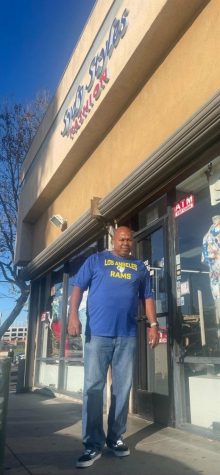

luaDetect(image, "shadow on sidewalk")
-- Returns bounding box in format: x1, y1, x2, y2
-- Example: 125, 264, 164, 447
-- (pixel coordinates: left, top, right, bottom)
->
125, 420, 163, 447
6, 392, 82, 439
4, 393, 212, 475
5, 433, 203, 475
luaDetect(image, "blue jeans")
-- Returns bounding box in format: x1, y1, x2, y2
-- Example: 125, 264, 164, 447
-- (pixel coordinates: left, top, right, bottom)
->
82, 336, 136, 450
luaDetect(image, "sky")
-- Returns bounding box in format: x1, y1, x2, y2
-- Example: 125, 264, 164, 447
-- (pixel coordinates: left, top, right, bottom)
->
0, 0, 97, 102
0, 0, 97, 326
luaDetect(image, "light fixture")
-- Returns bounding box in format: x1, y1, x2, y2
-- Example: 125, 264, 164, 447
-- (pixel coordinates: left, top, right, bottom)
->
49, 214, 67, 231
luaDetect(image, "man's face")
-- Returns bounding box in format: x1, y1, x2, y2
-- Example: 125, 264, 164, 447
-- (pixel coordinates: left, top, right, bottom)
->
112, 227, 133, 258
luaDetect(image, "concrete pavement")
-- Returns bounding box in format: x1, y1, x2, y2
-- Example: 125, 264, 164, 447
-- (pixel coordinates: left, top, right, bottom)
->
4, 391, 220, 475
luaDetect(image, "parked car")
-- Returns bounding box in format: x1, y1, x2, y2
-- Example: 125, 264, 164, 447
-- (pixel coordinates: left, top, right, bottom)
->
15, 353, 25, 364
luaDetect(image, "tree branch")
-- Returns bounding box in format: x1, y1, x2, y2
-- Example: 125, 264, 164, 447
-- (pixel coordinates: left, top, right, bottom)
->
0, 93, 49, 335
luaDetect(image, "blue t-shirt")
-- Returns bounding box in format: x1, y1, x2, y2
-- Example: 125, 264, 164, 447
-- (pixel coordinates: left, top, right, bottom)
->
71, 250, 153, 337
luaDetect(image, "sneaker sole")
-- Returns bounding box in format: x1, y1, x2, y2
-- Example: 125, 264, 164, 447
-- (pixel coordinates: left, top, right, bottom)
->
108, 448, 130, 457
76, 453, 102, 468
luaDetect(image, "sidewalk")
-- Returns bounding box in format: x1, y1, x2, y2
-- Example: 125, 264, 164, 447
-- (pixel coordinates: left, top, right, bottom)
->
4, 391, 220, 475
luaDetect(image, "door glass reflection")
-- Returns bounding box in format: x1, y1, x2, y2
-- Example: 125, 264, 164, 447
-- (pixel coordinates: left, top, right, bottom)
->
139, 227, 169, 395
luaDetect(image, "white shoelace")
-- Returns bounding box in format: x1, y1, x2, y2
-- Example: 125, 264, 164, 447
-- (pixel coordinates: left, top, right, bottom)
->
84, 449, 94, 455
115, 439, 123, 446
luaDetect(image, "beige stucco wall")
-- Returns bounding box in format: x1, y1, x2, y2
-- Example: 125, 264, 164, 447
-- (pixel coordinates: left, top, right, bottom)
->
19, 0, 169, 222
31, 0, 219, 258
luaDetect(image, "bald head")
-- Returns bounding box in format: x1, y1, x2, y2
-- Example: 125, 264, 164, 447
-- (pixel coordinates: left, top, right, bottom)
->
112, 226, 134, 258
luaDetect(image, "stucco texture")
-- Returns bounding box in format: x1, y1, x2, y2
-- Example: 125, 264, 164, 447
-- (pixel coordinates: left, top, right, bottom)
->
32, 0, 219, 257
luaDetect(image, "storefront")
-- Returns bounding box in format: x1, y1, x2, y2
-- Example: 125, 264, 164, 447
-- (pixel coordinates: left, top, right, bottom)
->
16, 0, 220, 439
133, 157, 220, 434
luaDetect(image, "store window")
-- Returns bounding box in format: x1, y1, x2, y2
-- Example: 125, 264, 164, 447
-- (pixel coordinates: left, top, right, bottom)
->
175, 156, 220, 431
49, 277, 65, 357
37, 266, 64, 390
138, 195, 167, 229
35, 241, 101, 397
176, 158, 220, 358
63, 245, 97, 396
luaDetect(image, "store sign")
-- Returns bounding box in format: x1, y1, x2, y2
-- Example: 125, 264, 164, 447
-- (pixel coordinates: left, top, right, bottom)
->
173, 194, 195, 218
61, 8, 129, 140
181, 280, 190, 295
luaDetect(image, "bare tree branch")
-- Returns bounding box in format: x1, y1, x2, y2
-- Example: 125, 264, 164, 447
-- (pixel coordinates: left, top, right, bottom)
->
0, 261, 15, 284
0, 92, 49, 335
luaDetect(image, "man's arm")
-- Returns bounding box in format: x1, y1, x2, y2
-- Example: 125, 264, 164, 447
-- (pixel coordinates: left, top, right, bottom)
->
145, 298, 159, 348
68, 286, 83, 337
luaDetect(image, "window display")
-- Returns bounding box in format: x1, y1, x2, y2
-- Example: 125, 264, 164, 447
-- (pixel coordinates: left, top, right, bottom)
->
37, 268, 64, 390
176, 158, 220, 358
202, 215, 220, 300
63, 246, 97, 395
49, 281, 70, 357
35, 244, 98, 396
175, 157, 220, 431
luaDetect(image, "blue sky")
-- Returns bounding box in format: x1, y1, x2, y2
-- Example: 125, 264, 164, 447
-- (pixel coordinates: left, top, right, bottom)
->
0, 0, 96, 102
0, 0, 96, 325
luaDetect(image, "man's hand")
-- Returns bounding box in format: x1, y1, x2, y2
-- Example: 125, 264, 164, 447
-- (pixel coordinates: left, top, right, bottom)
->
145, 298, 159, 348
68, 316, 81, 337
68, 286, 83, 337
148, 326, 160, 348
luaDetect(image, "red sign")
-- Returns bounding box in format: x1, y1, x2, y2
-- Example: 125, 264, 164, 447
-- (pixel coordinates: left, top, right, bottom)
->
173, 194, 195, 218
147, 328, 167, 344
61, 8, 129, 140
159, 330, 167, 344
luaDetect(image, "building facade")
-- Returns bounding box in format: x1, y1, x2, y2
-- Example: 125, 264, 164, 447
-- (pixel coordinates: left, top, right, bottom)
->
2, 327, 27, 344
16, 0, 220, 438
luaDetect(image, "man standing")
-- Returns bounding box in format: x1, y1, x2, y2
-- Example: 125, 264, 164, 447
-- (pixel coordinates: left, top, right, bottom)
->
68, 226, 159, 468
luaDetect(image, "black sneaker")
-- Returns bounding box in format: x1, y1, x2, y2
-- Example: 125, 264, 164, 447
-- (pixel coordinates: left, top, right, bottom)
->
76, 449, 102, 468
106, 438, 130, 457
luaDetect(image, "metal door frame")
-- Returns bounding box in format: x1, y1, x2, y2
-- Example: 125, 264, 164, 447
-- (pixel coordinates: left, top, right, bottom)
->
133, 216, 174, 425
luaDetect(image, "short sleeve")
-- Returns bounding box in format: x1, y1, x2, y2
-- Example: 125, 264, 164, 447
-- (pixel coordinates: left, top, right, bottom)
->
69, 254, 96, 290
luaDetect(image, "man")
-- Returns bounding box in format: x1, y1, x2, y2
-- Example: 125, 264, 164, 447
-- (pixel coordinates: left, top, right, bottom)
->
68, 226, 159, 468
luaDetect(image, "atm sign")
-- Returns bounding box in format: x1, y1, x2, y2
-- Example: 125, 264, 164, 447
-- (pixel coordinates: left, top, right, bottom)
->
173, 194, 195, 218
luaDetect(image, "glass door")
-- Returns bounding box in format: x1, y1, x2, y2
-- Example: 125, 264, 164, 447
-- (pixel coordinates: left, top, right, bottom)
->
134, 221, 170, 424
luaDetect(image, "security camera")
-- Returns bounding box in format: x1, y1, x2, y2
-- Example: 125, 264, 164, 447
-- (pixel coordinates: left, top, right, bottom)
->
49, 214, 67, 231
